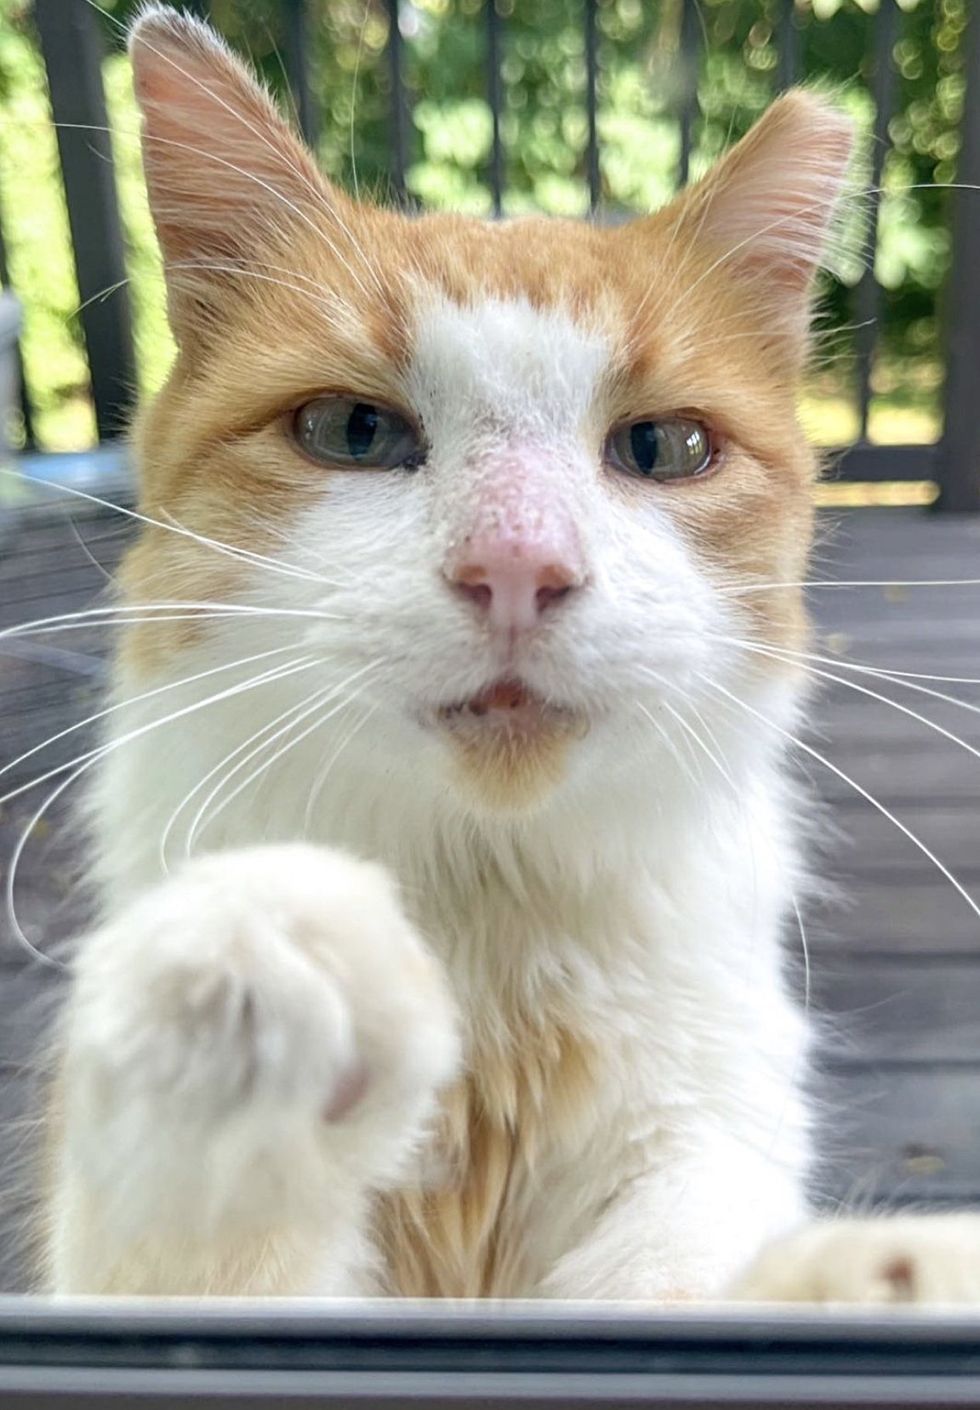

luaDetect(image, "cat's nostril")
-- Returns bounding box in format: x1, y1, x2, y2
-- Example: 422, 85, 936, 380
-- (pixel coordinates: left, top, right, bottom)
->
536, 582, 573, 613
447, 552, 582, 635
534, 562, 577, 614
446, 525, 586, 635
454, 578, 493, 612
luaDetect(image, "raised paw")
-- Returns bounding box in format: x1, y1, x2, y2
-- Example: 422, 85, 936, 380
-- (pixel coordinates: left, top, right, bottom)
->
61, 845, 459, 1239
728, 1215, 980, 1305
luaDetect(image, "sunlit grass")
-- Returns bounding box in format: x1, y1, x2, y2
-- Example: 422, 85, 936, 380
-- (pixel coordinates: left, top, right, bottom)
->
815, 480, 938, 507
801, 393, 941, 448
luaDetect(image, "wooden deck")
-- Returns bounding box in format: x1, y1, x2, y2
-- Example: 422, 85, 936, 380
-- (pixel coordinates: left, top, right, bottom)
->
2, 500, 980, 1290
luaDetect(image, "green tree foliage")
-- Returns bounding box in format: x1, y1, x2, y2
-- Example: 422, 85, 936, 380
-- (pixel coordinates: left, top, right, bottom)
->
0, 0, 969, 448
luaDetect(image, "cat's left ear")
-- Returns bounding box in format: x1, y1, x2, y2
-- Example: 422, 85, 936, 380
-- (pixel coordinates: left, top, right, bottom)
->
658, 91, 854, 349
129, 6, 354, 337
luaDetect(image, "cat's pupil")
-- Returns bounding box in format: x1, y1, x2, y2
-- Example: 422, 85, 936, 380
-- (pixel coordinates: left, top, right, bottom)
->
630, 422, 658, 474
346, 403, 379, 458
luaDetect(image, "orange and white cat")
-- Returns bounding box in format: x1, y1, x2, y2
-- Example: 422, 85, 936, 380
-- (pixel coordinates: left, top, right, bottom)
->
40, 5, 980, 1301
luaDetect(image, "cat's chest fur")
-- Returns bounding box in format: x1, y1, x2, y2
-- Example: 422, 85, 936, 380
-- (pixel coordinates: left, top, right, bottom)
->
376, 1016, 600, 1297
368, 884, 613, 1296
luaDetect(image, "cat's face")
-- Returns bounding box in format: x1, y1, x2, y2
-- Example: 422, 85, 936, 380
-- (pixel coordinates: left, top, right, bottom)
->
122, 10, 852, 819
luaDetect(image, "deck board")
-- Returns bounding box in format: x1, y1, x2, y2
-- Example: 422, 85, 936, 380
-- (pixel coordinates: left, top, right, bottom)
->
2, 500, 980, 1288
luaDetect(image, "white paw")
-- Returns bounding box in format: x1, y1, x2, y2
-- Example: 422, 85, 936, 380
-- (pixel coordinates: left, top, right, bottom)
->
729, 1215, 980, 1305
62, 845, 459, 1235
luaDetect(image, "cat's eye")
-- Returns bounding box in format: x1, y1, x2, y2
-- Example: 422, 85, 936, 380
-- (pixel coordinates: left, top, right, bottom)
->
607, 417, 713, 483
292, 397, 422, 470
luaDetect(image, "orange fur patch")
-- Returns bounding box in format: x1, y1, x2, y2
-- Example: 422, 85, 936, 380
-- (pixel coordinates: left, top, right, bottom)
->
445, 717, 587, 813
377, 1018, 598, 1297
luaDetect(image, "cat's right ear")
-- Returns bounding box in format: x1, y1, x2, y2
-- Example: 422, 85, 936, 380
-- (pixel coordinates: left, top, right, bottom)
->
649, 90, 854, 358
128, 5, 350, 338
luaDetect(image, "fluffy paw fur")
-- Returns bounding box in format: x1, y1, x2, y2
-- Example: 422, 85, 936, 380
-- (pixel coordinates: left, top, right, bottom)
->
52, 845, 458, 1292
729, 1216, 980, 1304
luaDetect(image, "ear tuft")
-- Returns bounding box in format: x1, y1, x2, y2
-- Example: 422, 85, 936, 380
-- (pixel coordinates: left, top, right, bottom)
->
129, 4, 222, 58
128, 3, 342, 334
667, 89, 855, 342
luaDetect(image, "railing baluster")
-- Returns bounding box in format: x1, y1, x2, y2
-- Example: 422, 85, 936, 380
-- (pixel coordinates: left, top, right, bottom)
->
677, 0, 700, 187
282, 0, 318, 146
937, 0, 980, 509
776, 0, 801, 92
385, 0, 408, 202
0, 207, 35, 449
34, 0, 135, 443
855, 0, 899, 444
584, 0, 600, 213
486, 0, 504, 216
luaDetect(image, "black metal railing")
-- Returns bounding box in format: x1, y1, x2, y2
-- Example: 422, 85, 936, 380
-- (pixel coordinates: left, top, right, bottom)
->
12, 0, 980, 508
33, 0, 136, 446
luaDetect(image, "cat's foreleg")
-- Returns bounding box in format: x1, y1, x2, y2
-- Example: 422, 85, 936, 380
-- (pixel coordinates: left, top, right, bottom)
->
536, 1137, 806, 1302
728, 1215, 980, 1304
43, 845, 459, 1295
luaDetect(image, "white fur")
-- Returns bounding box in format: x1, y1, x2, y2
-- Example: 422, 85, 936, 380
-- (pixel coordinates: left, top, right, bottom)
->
52, 846, 458, 1294
731, 1215, 980, 1304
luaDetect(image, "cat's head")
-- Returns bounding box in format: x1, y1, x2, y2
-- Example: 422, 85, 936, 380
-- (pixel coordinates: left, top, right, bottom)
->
122, 7, 852, 826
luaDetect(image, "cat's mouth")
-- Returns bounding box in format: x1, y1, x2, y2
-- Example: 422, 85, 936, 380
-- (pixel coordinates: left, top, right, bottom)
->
431, 678, 588, 808
435, 677, 587, 738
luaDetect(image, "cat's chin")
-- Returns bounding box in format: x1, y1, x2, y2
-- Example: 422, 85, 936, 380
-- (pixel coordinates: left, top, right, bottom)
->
433, 679, 589, 812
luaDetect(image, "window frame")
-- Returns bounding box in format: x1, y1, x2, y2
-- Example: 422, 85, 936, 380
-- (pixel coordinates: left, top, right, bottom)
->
1, 1300, 979, 1408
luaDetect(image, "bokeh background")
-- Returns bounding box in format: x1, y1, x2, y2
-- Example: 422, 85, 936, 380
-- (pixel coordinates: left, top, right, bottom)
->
0, 0, 969, 469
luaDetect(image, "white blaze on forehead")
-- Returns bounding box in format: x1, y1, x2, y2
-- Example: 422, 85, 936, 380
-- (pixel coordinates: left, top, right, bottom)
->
403, 296, 613, 567
405, 295, 611, 448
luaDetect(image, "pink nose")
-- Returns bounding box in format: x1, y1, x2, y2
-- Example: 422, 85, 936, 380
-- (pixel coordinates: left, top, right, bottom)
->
448, 537, 583, 635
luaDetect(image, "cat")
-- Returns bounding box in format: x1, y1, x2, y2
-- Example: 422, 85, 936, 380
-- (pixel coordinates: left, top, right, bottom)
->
37, 3, 980, 1301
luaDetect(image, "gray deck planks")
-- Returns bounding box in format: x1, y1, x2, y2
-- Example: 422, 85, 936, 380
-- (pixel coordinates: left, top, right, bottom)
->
814, 878, 980, 954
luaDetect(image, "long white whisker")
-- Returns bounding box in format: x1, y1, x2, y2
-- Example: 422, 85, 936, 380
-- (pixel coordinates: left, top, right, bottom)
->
2, 654, 323, 967
0, 613, 316, 647
181, 681, 333, 861
203, 677, 379, 847
69, 255, 368, 342
303, 701, 378, 831
792, 895, 812, 1020
723, 576, 980, 595
0, 638, 104, 675
0, 644, 298, 786
0, 601, 340, 644
156, 507, 332, 587
64, 514, 115, 585
730, 639, 980, 770
347, 0, 371, 202
725, 634, 980, 711
5, 763, 84, 972
187, 660, 382, 854
637, 665, 738, 789
161, 672, 334, 867
763, 891, 812, 1165
0, 657, 321, 813
0, 466, 333, 590
158, 260, 356, 335
700, 674, 980, 933
635, 701, 701, 791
